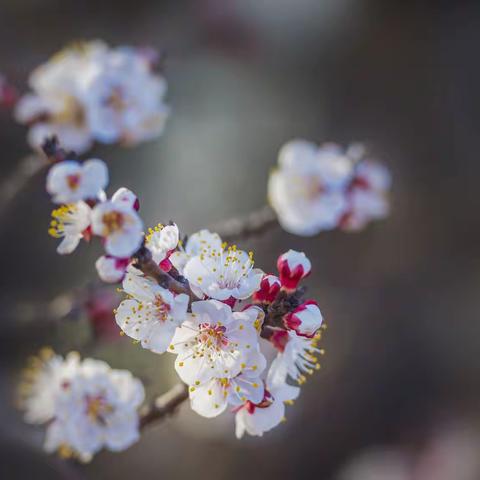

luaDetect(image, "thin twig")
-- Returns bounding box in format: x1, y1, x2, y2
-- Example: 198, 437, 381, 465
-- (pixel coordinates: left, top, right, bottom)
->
132, 246, 196, 302
139, 383, 189, 430
213, 204, 279, 243
0, 153, 49, 221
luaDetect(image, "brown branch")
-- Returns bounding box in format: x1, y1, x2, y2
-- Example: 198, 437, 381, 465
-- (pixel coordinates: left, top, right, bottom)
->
0, 154, 49, 221
132, 246, 196, 302
213, 204, 279, 243
139, 383, 189, 430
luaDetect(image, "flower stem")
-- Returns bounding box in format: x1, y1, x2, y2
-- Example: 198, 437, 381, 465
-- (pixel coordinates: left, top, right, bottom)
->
213, 204, 278, 243
139, 383, 189, 430
0, 154, 49, 222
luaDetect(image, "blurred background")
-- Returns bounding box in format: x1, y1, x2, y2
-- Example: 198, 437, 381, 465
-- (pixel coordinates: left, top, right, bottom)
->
1, 0, 479, 478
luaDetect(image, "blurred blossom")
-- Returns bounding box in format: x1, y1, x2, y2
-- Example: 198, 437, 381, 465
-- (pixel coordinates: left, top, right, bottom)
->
269, 140, 391, 235
269, 140, 354, 235
340, 160, 392, 231
115, 266, 189, 353
15, 41, 169, 154
336, 421, 480, 480
337, 448, 412, 480
18, 350, 144, 462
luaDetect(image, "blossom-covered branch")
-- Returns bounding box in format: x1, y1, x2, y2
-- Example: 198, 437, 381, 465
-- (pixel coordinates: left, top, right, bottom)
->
19, 137, 329, 460
14, 39, 391, 465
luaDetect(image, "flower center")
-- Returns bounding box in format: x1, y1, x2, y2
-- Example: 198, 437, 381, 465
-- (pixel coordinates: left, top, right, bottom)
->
106, 86, 128, 112
66, 174, 81, 191
53, 95, 86, 127
154, 295, 171, 321
200, 244, 254, 290
102, 211, 125, 234
198, 323, 228, 350
85, 394, 113, 424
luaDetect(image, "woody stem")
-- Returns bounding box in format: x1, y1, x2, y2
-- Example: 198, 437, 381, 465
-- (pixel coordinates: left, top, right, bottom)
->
212, 204, 279, 243
139, 383, 189, 430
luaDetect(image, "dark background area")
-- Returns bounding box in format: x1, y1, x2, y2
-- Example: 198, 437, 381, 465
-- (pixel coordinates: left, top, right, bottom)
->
0, 0, 479, 478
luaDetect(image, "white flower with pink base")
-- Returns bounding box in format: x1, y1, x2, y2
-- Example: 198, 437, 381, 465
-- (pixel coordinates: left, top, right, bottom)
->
48, 201, 92, 254
269, 139, 354, 236
91, 198, 143, 258
183, 241, 263, 302
115, 268, 189, 353
46, 158, 108, 204
145, 223, 179, 269
95, 255, 129, 283
189, 349, 266, 418
235, 356, 300, 438
168, 300, 265, 385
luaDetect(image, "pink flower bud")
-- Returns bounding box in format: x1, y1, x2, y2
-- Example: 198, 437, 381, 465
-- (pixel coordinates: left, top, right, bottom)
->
276, 250, 311, 290
284, 300, 323, 337
252, 274, 281, 303
269, 329, 289, 352
112, 187, 140, 211
95, 255, 129, 283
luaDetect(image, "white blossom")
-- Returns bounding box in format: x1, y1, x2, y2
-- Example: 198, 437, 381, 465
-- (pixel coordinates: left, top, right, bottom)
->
19, 349, 80, 425
342, 160, 392, 231
43, 356, 144, 462
91, 200, 143, 258
95, 255, 129, 283
183, 240, 263, 302
268, 139, 355, 236
235, 354, 300, 438
15, 41, 169, 153
170, 229, 222, 274
14, 42, 106, 153
111, 187, 139, 211
46, 159, 108, 204
48, 201, 91, 254
115, 268, 189, 353
169, 300, 265, 385
271, 330, 323, 385
189, 349, 266, 418
145, 223, 179, 267
84, 46, 169, 146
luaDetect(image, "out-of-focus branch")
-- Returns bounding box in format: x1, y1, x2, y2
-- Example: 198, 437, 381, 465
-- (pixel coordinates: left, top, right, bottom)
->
139, 383, 189, 430
0, 137, 77, 223
213, 204, 279, 243
0, 154, 49, 220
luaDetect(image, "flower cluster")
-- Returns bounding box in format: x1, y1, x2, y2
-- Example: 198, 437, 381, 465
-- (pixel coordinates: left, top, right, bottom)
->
14, 41, 169, 154
18, 348, 144, 462
13, 37, 394, 464
268, 139, 391, 235
46, 153, 144, 277
34, 145, 327, 448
